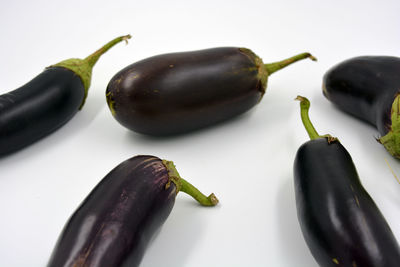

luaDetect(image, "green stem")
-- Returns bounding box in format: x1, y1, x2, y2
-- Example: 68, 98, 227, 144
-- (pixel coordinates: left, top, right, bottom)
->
295, 95, 321, 140
265, 53, 317, 75
163, 160, 219, 206
84, 35, 131, 68
52, 34, 132, 108
179, 178, 219, 206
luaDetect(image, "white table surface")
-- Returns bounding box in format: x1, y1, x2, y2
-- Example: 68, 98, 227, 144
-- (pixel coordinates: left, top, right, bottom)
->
1, 0, 400, 266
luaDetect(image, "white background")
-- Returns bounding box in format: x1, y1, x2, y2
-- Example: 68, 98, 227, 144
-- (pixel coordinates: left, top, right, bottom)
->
1, 0, 400, 266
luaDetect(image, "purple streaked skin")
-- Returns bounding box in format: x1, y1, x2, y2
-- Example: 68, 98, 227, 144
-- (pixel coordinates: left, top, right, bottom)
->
47, 155, 218, 267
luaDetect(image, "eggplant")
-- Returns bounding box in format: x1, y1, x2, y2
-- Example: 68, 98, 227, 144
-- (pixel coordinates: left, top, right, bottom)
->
106, 47, 316, 136
47, 155, 218, 267
322, 56, 400, 158
0, 34, 131, 156
294, 96, 400, 267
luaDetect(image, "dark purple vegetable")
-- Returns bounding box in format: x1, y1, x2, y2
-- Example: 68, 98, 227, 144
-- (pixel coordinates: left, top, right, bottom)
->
106, 47, 316, 136
0, 35, 131, 156
322, 56, 400, 158
47, 155, 218, 267
294, 96, 400, 267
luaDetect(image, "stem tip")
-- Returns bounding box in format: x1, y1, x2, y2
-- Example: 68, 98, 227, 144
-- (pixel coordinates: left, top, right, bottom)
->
208, 193, 219, 206
122, 34, 132, 44
308, 54, 317, 61
295, 95, 306, 101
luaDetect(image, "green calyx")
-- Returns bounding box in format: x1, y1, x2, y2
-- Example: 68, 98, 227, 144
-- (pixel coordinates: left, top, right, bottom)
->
296, 95, 338, 143
51, 34, 131, 109
379, 94, 400, 159
162, 160, 219, 206
239, 48, 269, 96
106, 91, 116, 116
239, 49, 316, 98
256, 55, 269, 95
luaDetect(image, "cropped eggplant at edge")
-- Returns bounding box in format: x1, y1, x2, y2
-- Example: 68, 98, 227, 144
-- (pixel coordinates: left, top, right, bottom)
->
0, 34, 131, 156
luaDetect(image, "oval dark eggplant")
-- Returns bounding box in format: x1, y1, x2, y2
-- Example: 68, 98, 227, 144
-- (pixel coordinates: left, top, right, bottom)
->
0, 34, 131, 156
106, 47, 316, 136
294, 96, 400, 267
47, 155, 218, 267
322, 56, 400, 158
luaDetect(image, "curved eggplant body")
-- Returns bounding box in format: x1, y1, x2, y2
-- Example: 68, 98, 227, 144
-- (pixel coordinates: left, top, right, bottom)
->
0, 67, 84, 155
106, 47, 265, 136
47, 155, 176, 267
323, 56, 400, 135
294, 138, 400, 267
0, 35, 130, 156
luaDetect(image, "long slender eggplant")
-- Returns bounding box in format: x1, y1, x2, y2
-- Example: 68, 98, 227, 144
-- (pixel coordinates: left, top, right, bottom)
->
0, 34, 131, 156
106, 47, 316, 136
47, 155, 218, 267
322, 56, 400, 158
293, 96, 400, 267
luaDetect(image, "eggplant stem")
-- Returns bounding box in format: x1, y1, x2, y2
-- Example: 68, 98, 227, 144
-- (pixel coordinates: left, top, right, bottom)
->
179, 178, 219, 206
295, 95, 322, 140
84, 34, 132, 68
162, 160, 219, 206
265, 53, 316, 75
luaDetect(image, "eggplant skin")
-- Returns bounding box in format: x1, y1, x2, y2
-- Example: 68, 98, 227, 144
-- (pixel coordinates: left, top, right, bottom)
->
294, 138, 400, 267
322, 56, 400, 135
47, 155, 176, 267
0, 67, 84, 156
106, 47, 264, 136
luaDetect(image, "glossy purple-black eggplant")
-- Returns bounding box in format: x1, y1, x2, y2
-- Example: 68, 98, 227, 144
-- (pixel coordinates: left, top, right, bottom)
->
294, 96, 400, 267
322, 56, 400, 158
0, 35, 131, 156
47, 155, 218, 267
106, 47, 316, 136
